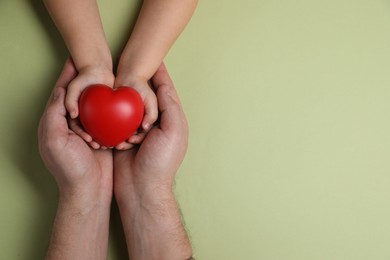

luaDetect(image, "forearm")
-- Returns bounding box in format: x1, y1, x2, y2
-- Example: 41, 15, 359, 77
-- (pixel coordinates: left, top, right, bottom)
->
116, 186, 192, 259
46, 190, 112, 260
43, 0, 112, 71
116, 0, 198, 84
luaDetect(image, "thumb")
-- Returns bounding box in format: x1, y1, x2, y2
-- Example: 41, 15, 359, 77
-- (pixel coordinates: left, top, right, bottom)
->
152, 64, 187, 134
66, 79, 84, 118
41, 59, 75, 139
45, 86, 68, 135
38, 85, 68, 150
156, 84, 187, 133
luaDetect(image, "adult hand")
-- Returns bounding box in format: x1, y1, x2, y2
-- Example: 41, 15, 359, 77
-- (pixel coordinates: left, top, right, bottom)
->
38, 59, 113, 260
114, 63, 192, 259
38, 58, 113, 201
114, 63, 188, 194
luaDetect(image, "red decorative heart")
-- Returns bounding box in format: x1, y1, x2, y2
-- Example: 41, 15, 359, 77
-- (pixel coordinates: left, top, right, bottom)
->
79, 84, 144, 147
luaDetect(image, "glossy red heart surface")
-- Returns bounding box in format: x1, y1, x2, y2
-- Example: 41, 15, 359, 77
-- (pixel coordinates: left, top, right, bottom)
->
79, 84, 144, 147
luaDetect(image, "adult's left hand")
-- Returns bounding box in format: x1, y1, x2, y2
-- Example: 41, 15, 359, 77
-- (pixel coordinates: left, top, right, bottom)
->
38, 59, 113, 260
38, 58, 113, 207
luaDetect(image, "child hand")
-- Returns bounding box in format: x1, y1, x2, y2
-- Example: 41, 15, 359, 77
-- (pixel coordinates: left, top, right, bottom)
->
66, 65, 115, 149
66, 66, 115, 118
114, 79, 158, 150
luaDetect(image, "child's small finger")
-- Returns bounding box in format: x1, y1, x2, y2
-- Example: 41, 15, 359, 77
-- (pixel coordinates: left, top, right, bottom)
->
68, 118, 81, 133
128, 135, 139, 143
73, 126, 91, 142
128, 132, 147, 144
115, 141, 134, 150
89, 141, 101, 150
80, 132, 92, 143
69, 118, 92, 142
65, 100, 79, 119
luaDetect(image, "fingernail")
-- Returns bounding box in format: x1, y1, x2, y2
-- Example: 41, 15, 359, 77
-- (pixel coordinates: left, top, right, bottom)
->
144, 123, 150, 130
71, 111, 77, 119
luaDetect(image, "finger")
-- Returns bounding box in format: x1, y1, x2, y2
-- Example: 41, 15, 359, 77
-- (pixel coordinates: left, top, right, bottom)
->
151, 64, 187, 133
44, 59, 77, 110
141, 93, 158, 131
45, 59, 77, 120
44, 86, 69, 140
39, 59, 78, 146
115, 141, 135, 150
65, 80, 84, 119
55, 58, 77, 91
89, 140, 101, 150
151, 63, 173, 91
68, 118, 93, 142
152, 63, 182, 107
128, 132, 147, 144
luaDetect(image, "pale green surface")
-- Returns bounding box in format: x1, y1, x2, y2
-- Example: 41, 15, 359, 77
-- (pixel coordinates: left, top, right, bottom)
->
2, 0, 390, 259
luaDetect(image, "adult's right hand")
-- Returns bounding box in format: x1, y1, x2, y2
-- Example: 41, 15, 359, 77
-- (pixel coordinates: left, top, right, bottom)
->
114, 63, 189, 194
113, 64, 192, 260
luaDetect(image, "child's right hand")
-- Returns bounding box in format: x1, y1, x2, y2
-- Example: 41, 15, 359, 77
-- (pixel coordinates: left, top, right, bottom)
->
66, 65, 115, 149
66, 65, 115, 119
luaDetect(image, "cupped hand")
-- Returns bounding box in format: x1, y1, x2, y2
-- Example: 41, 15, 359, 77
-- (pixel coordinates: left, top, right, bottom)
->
113, 74, 158, 151
114, 63, 188, 195
66, 64, 115, 149
38, 59, 113, 202
66, 64, 115, 119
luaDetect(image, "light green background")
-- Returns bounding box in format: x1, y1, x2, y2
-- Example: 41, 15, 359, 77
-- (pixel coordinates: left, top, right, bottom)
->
2, 0, 390, 259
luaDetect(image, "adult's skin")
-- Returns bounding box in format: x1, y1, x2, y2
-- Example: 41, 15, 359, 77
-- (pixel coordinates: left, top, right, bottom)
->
114, 63, 192, 259
38, 59, 113, 260
38, 60, 192, 259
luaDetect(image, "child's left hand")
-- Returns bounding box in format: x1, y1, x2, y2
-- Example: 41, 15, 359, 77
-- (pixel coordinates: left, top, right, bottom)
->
114, 78, 158, 150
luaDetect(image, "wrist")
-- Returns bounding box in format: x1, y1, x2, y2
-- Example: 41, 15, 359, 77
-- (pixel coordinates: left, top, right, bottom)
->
115, 184, 180, 236
78, 62, 113, 76
58, 184, 112, 214
115, 183, 192, 259
48, 186, 112, 260
115, 59, 150, 87
57, 194, 105, 219
73, 49, 113, 74
115, 72, 148, 88
75, 64, 115, 87
115, 180, 173, 214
